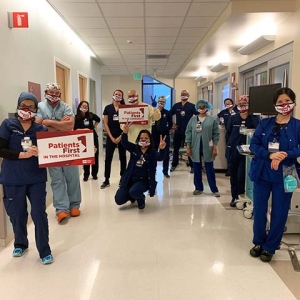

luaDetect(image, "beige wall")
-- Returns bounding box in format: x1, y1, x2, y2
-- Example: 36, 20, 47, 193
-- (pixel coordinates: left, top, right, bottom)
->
174, 78, 198, 104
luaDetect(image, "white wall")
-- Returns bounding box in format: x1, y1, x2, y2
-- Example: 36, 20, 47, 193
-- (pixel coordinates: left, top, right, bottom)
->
0, 0, 102, 121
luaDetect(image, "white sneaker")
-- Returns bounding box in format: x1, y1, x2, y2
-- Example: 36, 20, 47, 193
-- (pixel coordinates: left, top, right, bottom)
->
213, 192, 220, 197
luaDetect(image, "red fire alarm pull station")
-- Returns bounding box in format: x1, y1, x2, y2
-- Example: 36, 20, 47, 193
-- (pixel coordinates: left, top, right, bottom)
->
8, 12, 29, 28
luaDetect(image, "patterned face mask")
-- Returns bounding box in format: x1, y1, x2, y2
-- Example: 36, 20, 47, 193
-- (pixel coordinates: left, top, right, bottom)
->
45, 94, 60, 103
113, 95, 123, 102
80, 107, 88, 113
17, 108, 36, 120
237, 105, 248, 113
274, 103, 295, 115
181, 94, 189, 101
128, 96, 138, 104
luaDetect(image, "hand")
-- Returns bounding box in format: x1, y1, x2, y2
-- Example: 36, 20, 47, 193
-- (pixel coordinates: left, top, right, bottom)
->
271, 159, 281, 171
269, 151, 287, 161
172, 123, 178, 130
115, 136, 122, 144
61, 115, 71, 121
159, 135, 166, 149
26, 146, 38, 158
212, 147, 217, 158
186, 147, 192, 157
42, 119, 52, 127
94, 147, 97, 153
122, 120, 133, 134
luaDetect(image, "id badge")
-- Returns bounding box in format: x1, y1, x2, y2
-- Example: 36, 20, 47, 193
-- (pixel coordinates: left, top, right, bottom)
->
113, 114, 119, 121
239, 125, 247, 134
180, 110, 185, 116
195, 123, 202, 132
84, 119, 89, 126
268, 142, 280, 153
136, 155, 145, 167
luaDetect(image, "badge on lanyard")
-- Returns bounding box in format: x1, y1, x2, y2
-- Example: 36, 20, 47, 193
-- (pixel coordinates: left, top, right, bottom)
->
84, 118, 89, 126
180, 110, 185, 117
268, 141, 280, 152
196, 122, 202, 132
136, 155, 145, 167
239, 121, 247, 134
113, 114, 119, 121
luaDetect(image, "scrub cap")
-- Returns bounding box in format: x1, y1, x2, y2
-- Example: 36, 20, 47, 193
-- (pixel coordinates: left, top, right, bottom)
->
195, 99, 212, 110
18, 92, 38, 107
239, 95, 249, 103
46, 82, 61, 91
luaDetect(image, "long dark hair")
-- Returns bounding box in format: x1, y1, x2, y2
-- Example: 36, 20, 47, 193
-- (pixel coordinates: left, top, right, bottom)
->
76, 101, 92, 120
113, 89, 125, 105
135, 130, 154, 150
273, 87, 296, 105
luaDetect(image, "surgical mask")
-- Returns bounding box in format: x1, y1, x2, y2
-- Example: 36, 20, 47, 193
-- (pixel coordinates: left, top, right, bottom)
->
237, 105, 248, 113
128, 96, 138, 104
198, 108, 207, 114
158, 102, 165, 108
17, 108, 36, 120
181, 95, 189, 101
138, 140, 150, 147
45, 94, 60, 103
275, 103, 295, 115
225, 104, 233, 109
113, 95, 123, 102
284, 175, 297, 192
80, 107, 88, 113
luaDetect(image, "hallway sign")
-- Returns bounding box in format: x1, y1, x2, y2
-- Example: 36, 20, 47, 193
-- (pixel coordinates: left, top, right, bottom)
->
118, 105, 149, 124
36, 130, 95, 167
8, 12, 29, 28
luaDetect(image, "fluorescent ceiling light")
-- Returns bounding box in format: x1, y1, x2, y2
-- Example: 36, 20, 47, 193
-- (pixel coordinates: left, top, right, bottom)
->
238, 35, 275, 55
195, 76, 207, 81
210, 63, 228, 72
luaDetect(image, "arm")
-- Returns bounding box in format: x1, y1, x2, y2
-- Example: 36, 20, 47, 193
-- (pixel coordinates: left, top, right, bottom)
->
149, 106, 161, 121
41, 116, 74, 131
249, 122, 269, 158
92, 113, 101, 128
212, 119, 220, 145
121, 133, 137, 152
225, 117, 233, 140
185, 119, 193, 157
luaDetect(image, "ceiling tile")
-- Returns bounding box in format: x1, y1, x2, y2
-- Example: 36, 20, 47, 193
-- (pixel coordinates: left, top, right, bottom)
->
145, 17, 184, 28
97, 0, 143, 2
187, 3, 228, 17
76, 28, 111, 37
120, 49, 145, 55
146, 49, 171, 55
146, 37, 177, 44
85, 37, 115, 44
172, 49, 192, 55
118, 44, 145, 50
94, 50, 120, 57
146, 44, 174, 50
146, 28, 180, 37
176, 36, 201, 43
183, 16, 217, 28
50, 3, 102, 17
123, 54, 145, 60
111, 28, 144, 37
173, 43, 196, 50
146, 0, 191, 2
101, 60, 125, 65
106, 18, 144, 29
145, 3, 190, 17
99, 3, 144, 17
179, 28, 208, 37
115, 36, 145, 44
68, 17, 107, 29
50, 0, 96, 2
91, 44, 118, 50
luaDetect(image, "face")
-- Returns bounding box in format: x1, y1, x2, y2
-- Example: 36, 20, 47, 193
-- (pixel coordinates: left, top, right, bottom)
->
181, 90, 189, 100
114, 90, 123, 98
224, 100, 233, 107
139, 133, 150, 142
45, 89, 61, 97
275, 94, 294, 106
158, 99, 166, 107
18, 99, 37, 112
80, 102, 89, 110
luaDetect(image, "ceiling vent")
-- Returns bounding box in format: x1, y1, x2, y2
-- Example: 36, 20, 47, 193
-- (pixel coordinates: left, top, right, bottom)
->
146, 54, 169, 59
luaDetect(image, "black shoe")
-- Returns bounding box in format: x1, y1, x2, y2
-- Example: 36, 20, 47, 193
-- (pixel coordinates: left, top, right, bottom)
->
170, 166, 176, 172
260, 250, 273, 262
163, 173, 170, 178
100, 181, 110, 189
138, 203, 145, 209
130, 199, 136, 204
190, 168, 194, 174
92, 176, 98, 180
230, 199, 237, 207
225, 171, 230, 177
83, 177, 88, 182
250, 245, 263, 257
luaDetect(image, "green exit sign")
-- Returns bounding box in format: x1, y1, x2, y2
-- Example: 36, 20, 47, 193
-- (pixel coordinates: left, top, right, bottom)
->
133, 73, 142, 80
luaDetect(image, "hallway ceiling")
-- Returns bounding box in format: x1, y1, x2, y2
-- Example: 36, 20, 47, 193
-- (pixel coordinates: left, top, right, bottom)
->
47, 0, 295, 78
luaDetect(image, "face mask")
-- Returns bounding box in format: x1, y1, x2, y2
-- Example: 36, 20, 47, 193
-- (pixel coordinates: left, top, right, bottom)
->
198, 108, 207, 114
80, 107, 88, 113
284, 175, 297, 192
158, 102, 165, 108
45, 94, 60, 103
113, 95, 123, 102
181, 95, 189, 101
138, 140, 150, 147
128, 96, 138, 104
17, 108, 36, 120
237, 105, 248, 113
275, 103, 295, 115
225, 104, 233, 109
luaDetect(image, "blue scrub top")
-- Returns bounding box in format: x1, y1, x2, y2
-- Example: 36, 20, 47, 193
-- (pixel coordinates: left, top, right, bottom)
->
103, 103, 123, 137
170, 102, 197, 131
0, 118, 47, 185
217, 106, 239, 129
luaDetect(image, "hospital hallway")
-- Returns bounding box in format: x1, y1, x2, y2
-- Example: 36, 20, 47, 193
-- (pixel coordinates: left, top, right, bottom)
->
0, 156, 300, 300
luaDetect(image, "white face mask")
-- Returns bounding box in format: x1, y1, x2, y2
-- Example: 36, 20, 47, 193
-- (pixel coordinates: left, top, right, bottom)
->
237, 105, 248, 113
17, 109, 36, 120
198, 108, 207, 114
225, 104, 233, 109
113, 95, 123, 102
138, 140, 150, 147
275, 103, 295, 115
158, 102, 165, 108
45, 94, 60, 103
181, 95, 189, 101
128, 96, 138, 104
80, 107, 88, 113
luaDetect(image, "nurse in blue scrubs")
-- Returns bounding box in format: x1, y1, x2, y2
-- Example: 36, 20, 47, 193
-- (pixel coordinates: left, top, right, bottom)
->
249, 87, 300, 263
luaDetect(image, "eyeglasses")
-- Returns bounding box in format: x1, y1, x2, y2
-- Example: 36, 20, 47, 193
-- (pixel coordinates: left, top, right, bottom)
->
128, 95, 137, 98
18, 105, 36, 112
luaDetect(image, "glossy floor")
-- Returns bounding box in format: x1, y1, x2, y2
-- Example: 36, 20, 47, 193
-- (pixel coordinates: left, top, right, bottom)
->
0, 158, 299, 300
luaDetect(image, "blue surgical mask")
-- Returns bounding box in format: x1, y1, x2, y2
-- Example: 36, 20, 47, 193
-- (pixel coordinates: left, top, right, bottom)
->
284, 175, 297, 192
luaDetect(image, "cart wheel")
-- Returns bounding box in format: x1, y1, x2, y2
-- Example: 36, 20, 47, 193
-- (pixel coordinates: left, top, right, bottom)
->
236, 201, 245, 210
243, 210, 253, 219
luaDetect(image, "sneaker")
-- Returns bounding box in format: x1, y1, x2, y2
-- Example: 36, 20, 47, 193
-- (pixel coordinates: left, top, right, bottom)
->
41, 254, 54, 265
100, 181, 110, 189
170, 166, 176, 172
193, 190, 203, 195
57, 211, 69, 223
250, 245, 263, 258
70, 208, 81, 217
138, 203, 145, 209
260, 250, 273, 262
213, 192, 220, 197
12, 248, 25, 257
230, 199, 237, 207
190, 168, 194, 174
163, 173, 170, 178
92, 176, 98, 180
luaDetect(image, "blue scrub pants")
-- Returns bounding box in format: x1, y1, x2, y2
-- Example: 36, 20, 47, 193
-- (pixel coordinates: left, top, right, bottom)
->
104, 136, 127, 181
253, 180, 292, 253
229, 154, 246, 199
49, 166, 81, 213
153, 133, 170, 174
115, 179, 149, 207
172, 130, 193, 169
3, 183, 51, 258
193, 161, 218, 193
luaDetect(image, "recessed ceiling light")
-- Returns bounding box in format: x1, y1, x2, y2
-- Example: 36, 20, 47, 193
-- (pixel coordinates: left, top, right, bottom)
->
127, 40, 133, 44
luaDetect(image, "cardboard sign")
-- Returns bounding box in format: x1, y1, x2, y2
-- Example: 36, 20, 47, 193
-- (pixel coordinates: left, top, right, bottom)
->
36, 130, 95, 168
118, 105, 149, 124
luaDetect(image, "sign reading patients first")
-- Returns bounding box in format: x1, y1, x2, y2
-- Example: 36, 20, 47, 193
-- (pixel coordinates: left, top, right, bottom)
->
8, 12, 29, 28
118, 105, 149, 124
36, 130, 95, 168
